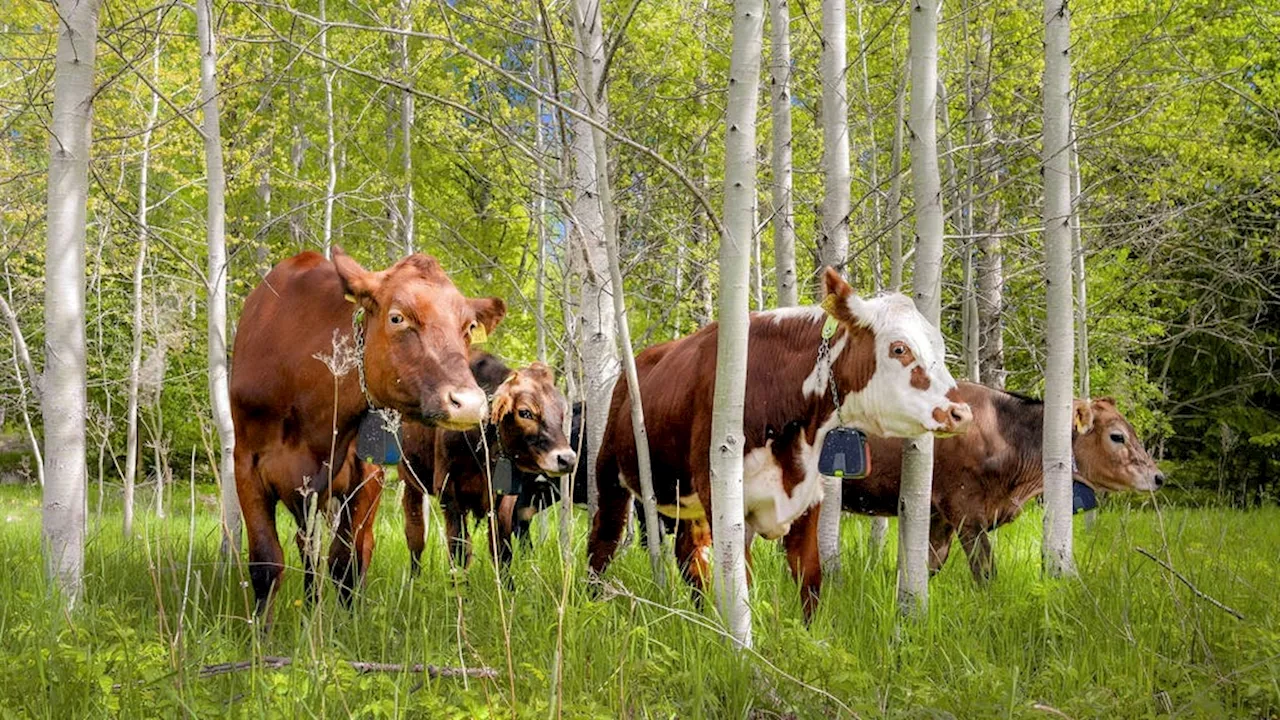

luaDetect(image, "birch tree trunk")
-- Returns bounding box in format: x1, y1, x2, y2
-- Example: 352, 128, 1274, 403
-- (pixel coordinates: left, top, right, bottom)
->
399, 0, 414, 255
570, 4, 621, 523
711, 0, 763, 650
534, 53, 548, 365
816, 0, 851, 576
320, 0, 336, 259
197, 0, 241, 555
573, 0, 666, 581
1042, 0, 1077, 578
769, 0, 796, 307
125, 40, 161, 540
899, 0, 944, 618
1070, 127, 1088, 400
887, 57, 909, 291
44, 0, 100, 608
974, 24, 1006, 389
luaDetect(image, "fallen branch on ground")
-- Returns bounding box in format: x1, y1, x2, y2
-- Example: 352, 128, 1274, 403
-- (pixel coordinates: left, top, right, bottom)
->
1135, 547, 1245, 621
195, 656, 497, 680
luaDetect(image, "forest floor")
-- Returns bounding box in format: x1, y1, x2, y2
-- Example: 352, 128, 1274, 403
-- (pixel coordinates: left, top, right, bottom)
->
1, 480, 1277, 718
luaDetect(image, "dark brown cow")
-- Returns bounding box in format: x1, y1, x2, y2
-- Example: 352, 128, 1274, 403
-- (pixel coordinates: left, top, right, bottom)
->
589, 269, 974, 619
840, 383, 1163, 580
401, 352, 576, 574
231, 249, 505, 620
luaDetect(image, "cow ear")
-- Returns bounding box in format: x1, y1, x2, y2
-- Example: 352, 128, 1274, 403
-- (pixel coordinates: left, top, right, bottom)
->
490, 375, 515, 421
1072, 398, 1095, 434
523, 361, 555, 386
332, 247, 381, 305
821, 267, 870, 327
1094, 396, 1117, 409
470, 297, 507, 335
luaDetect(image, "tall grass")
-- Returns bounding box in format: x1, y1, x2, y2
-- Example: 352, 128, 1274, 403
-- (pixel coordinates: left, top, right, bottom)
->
0, 482, 1276, 718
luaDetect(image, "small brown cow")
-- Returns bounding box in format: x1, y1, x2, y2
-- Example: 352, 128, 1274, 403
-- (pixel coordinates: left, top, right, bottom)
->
589, 269, 974, 620
400, 352, 576, 574
840, 383, 1163, 580
230, 249, 505, 620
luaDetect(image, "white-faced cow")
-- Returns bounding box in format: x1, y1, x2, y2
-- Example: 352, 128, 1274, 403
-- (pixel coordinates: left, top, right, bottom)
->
588, 268, 973, 619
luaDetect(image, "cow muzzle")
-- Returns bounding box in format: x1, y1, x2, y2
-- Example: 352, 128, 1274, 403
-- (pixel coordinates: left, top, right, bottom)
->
436, 386, 488, 430
931, 401, 973, 436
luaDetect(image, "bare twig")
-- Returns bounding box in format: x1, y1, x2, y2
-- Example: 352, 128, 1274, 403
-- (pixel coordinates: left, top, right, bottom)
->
193, 656, 498, 680
1134, 547, 1245, 621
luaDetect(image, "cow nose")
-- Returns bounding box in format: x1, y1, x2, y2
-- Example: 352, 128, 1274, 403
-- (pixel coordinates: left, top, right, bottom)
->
444, 387, 487, 427
942, 402, 973, 433
1154, 472, 1165, 489
556, 449, 578, 473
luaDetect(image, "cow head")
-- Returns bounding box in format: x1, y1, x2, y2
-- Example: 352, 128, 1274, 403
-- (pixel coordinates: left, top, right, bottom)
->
822, 268, 973, 438
490, 362, 577, 476
333, 247, 506, 430
1071, 397, 1164, 492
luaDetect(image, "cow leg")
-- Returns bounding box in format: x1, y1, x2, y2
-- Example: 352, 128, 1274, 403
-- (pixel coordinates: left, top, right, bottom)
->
928, 517, 956, 576
673, 518, 713, 608
960, 526, 996, 584
490, 495, 517, 586
239, 459, 284, 623
587, 456, 633, 581
782, 505, 822, 623
443, 502, 471, 569
401, 461, 428, 576
329, 462, 384, 606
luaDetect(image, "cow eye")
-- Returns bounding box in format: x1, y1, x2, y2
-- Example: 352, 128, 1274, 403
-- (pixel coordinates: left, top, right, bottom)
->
389, 311, 405, 326
518, 409, 534, 420
1109, 432, 1125, 444
892, 344, 906, 356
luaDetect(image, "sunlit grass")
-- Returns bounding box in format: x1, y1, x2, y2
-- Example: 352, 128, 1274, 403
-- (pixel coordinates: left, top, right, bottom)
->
0, 482, 1276, 718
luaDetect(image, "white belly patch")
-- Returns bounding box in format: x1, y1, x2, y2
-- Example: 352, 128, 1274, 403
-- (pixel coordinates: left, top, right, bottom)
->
742, 442, 824, 539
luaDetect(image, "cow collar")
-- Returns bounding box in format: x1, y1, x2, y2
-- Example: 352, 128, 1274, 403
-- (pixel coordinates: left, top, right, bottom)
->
815, 305, 844, 420
349, 302, 379, 410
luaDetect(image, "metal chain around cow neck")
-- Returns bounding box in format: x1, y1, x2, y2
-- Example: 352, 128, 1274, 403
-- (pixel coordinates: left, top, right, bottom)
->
350, 304, 378, 410
816, 305, 842, 416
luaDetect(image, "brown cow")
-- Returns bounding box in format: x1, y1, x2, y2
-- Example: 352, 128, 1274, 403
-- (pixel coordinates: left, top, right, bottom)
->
230, 249, 505, 620
840, 383, 1163, 580
589, 268, 974, 619
400, 352, 576, 575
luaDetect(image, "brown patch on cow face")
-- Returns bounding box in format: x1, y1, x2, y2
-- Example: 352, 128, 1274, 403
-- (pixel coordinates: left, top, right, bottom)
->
491, 363, 577, 477
333, 247, 506, 430
1073, 397, 1164, 492
910, 365, 930, 390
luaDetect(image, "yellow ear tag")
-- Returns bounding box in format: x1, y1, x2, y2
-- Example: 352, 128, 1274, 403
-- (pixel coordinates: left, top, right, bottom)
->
820, 294, 840, 339
470, 324, 488, 344
344, 293, 357, 304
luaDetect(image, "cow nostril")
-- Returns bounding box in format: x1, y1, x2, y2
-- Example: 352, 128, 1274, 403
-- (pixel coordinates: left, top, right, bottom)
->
1154, 472, 1165, 489
447, 392, 464, 410
558, 451, 578, 471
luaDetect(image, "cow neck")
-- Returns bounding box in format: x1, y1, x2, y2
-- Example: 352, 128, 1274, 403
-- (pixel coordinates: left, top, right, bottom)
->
992, 392, 1082, 508
820, 321, 875, 426
466, 417, 506, 467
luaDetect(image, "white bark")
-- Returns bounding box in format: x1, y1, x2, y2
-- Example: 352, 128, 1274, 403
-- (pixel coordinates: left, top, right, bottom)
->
1070, 126, 1088, 400
11, 338, 44, 488
818, 0, 850, 278
0, 293, 39, 398
974, 24, 1005, 389
855, 1, 882, 292
711, 0, 763, 651
570, 1, 621, 523
769, 0, 796, 307
816, 0, 851, 576
44, 0, 100, 607
320, 0, 336, 259
887, 56, 909, 291
869, 516, 888, 554
399, 0, 414, 254
125, 40, 161, 540
1042, 0, 1076, 578
899, 0, 943, 618
534, 52, 548, 365
197, 0, 241, 555
574, 0, 665, 582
